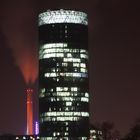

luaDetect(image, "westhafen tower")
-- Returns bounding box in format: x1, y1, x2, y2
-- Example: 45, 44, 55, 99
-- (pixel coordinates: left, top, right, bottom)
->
38, 9, 89, 140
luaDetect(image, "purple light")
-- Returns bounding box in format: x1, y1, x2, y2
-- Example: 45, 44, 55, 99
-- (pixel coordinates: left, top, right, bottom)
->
35, 121, 39, 135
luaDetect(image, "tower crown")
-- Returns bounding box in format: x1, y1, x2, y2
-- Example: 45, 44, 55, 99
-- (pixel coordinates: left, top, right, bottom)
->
38, 9, 88, 26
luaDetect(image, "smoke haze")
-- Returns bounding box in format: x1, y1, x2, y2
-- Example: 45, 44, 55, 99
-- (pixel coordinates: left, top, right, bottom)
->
1, 0, 38, 84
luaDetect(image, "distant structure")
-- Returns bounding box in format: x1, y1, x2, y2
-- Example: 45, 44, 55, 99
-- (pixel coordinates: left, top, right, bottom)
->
90, 126, 103, 140
0, 135, 40, 140
26, 88, 33, 135
38, 9, 89, 140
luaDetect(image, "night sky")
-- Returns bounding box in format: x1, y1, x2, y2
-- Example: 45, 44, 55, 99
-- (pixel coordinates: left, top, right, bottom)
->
0, 0, 140, 137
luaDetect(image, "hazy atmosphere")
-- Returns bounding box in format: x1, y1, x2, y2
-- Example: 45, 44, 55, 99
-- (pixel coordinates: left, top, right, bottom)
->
0, 0, 140, 137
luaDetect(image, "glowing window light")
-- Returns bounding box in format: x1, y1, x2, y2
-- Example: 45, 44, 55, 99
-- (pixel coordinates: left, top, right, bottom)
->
43, 48, 56, 53
71, 87, 78, 91
53, 132, 56, 136
57, 92, 70, 96
56, 87, 68, 91
61, 97, 74, 101
65, 132, 68, 136
67, 53, 72, 57
81, 137, 87, 140
56, 53, 64, 57
41, 137, 53, 140
64, 58, 81, 62
73, 63, 80, 67
39, 93, 45, 98
54, 91, 80, 97
66, 102, 72, 106
45, 73, 57, 77
90, 130, 96, 133
57, 132, 60, 136
57, 116, 80, 121
80, 49, 87, 53
38, 10, 88, 26
43, 111, 89, 117
62, 63, 68, 67
85, 92, 89, 97
39, 88, 45, 98
50, 97, 56, 102
43, 48, 64, 53
43, 53, 55, 58
41, 43, 67, 49
81, 112, 89, 117
41, 88, 45, 93
80, 54, 88, 59
66, 127, 69, 131
81, 63, 86, 68
81, 97, 89, 102
58, 72, 88, 78
42, 53, 64, 59
80, 68, 87, 73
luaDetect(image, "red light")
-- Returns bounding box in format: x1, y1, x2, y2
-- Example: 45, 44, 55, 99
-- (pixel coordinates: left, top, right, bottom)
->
26, 88, 33, 135
26, 88, 33, 94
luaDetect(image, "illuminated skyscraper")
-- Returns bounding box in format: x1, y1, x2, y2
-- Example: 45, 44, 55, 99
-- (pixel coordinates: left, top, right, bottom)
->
38, 9, 89, 140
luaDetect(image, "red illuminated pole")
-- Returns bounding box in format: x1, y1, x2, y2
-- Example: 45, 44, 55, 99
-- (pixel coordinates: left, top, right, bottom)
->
26, 88, 33, 135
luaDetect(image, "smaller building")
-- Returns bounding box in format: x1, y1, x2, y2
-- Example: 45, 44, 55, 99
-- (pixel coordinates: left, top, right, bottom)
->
90, 125, 103, 140
0, 135, 40, 140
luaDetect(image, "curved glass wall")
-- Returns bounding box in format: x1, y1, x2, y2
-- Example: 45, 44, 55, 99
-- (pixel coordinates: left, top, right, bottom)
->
39, 9, 89, 140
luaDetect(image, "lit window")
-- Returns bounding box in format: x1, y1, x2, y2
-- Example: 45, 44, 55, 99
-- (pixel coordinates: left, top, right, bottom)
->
80, 49, 87, 53
61, 97, 74, 101
56, 87, 68, 92
56, 116, 80, 121
57, 132, 60, 136
23, 136, 26, 139
67, 53, 72, 57
85, 92, 89, 97
45, 73, 57, 77
80, 54, 88, 59
57, 92, 70, 96
81, 63, 86, 68
65, 132, 68, 136
81, 97, 89, 102
39, 88, 45, 98
64, 58, 80, 62
41, 43, 67, 49
66, 102, 72, 106
53, 132, 56, 136
43, 112, 89, 117
80, 68, 87, 73
59, 72, 87, 77
56, 53, 64, 57
71, 87, 78, 91
62, 63, 68, 67
73, 63, 80, 67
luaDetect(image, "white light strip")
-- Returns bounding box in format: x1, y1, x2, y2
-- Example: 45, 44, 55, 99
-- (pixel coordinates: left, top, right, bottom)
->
44, 72, 88, 78
63, 58, 81, 62
41, 43, 68, 49
42, 112, 89, 117
38, 9, 88, 26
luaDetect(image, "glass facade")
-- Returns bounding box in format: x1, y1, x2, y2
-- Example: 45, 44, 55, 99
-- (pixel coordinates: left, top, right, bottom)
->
38, 9, 89, 140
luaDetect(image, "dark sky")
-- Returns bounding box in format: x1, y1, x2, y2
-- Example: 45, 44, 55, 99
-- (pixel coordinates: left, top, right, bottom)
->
0, 0, 140, 137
